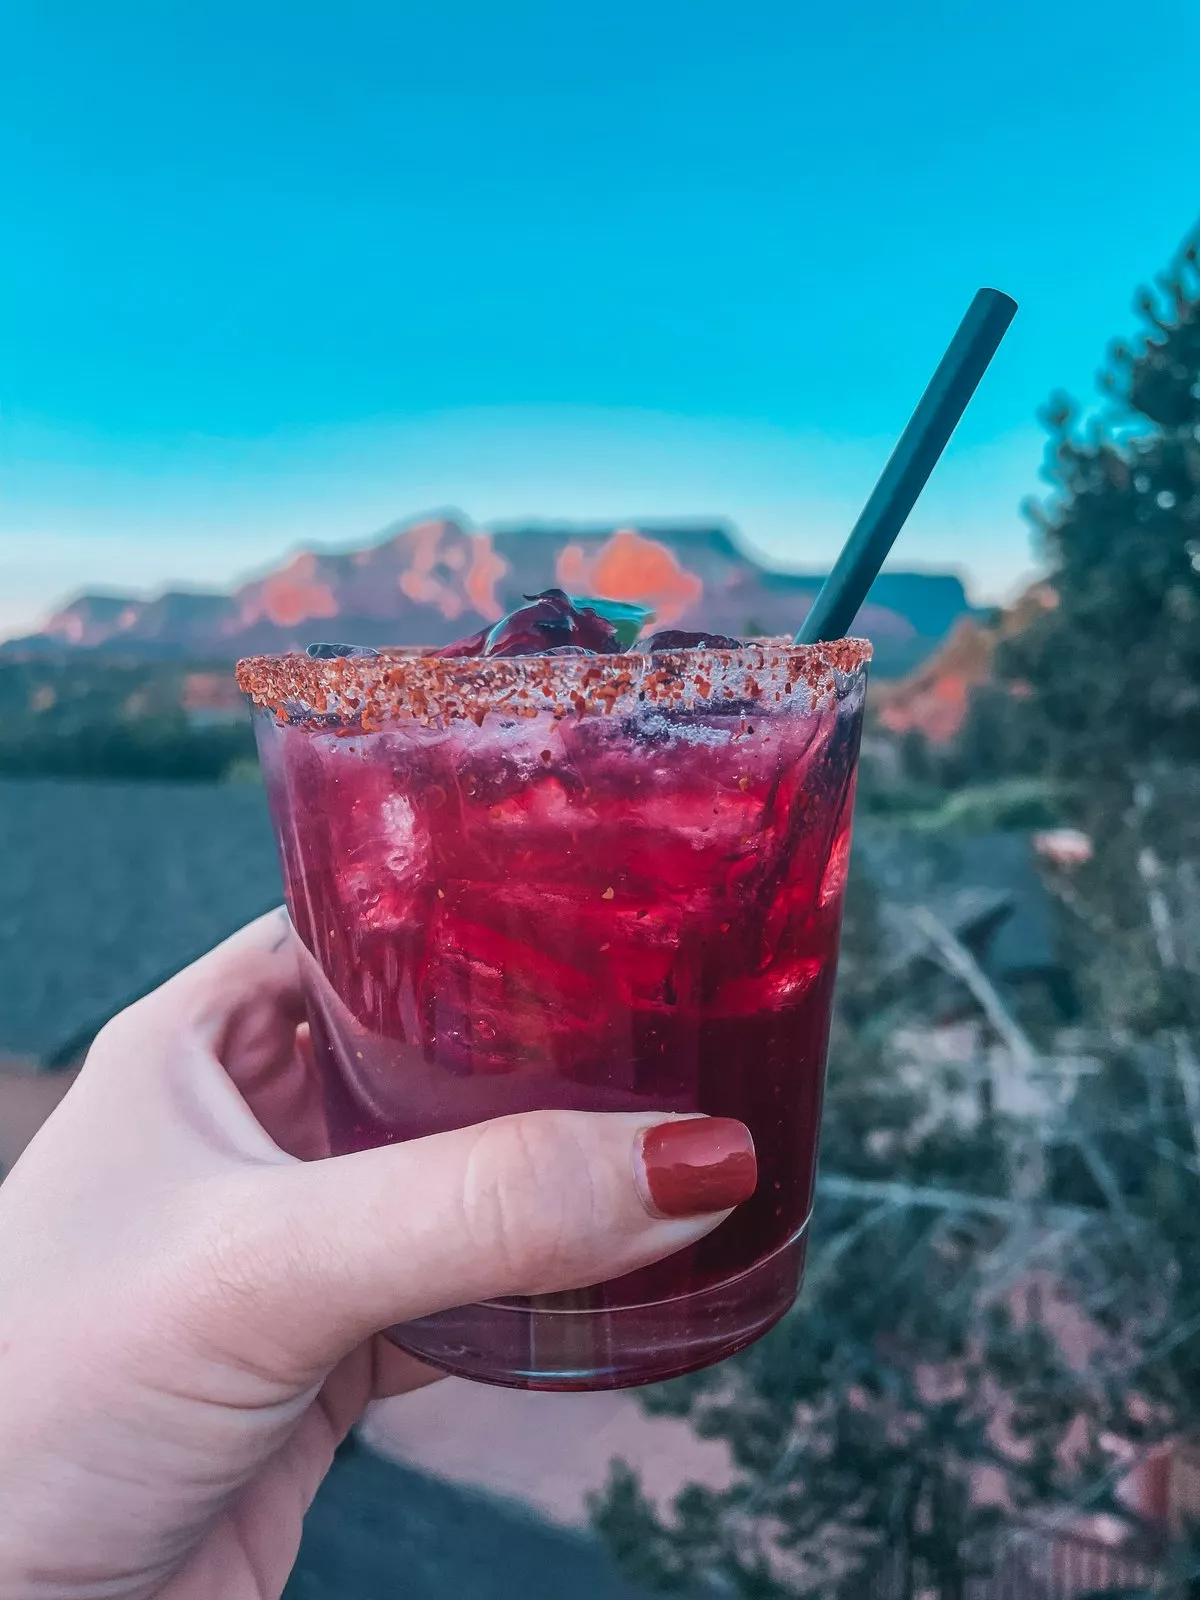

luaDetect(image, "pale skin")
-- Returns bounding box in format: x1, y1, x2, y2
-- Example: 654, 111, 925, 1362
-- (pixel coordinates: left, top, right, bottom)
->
0, 911, 735, 1600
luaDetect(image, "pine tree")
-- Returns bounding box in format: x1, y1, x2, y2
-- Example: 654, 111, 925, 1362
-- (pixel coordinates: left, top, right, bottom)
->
593, 222, 1200, 1600
591, 871, 1076, 1598
999, 225, 1200, 802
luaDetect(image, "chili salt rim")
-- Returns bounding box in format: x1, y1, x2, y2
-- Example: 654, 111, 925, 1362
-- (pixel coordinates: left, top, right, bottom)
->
235, 636, 872, 729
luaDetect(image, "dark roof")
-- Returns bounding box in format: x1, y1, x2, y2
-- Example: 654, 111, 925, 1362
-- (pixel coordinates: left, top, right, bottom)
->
286, 1440, 647, 1600
0, 777, 1063, 1067
877, 886, 1017, 982
0, 777, 281, 1063
1, 787, 1065, 1587
855, 826, 1062, 979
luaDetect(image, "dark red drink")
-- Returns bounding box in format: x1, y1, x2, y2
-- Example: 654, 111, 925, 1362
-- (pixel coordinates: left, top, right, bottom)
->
239, 638, 869, 1388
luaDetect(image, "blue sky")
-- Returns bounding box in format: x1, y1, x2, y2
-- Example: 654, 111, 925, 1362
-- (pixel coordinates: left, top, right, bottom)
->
2, 0, 1197, 636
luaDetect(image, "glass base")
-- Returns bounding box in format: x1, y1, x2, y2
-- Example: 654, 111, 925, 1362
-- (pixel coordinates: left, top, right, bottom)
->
386, 1228, 807, 1391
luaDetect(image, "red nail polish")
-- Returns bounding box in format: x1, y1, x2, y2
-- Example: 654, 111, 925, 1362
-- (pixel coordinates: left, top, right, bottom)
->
640, 1119, 757, 1218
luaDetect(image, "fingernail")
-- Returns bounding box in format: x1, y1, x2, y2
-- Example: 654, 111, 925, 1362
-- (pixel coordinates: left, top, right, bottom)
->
639, 1118, 757, 1218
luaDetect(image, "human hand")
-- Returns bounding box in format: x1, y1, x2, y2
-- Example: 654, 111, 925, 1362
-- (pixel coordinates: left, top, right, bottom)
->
0, 911, 755, 1599
0, 1066, 77, 1176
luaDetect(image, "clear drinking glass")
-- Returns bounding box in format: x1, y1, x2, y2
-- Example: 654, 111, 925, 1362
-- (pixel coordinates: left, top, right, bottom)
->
238, 638, 870, 1389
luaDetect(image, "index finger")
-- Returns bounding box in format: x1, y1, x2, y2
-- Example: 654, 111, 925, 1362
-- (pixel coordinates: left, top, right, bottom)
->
117, 907, 306, 1088
91, 908, 321, 1159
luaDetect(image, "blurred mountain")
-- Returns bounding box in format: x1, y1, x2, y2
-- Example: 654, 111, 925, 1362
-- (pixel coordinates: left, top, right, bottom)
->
875, 582, 1058, 741
2, 516, 983, 678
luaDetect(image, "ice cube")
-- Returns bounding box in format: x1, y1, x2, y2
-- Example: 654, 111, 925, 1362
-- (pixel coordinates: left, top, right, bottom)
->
451, 719, 571, 808
334, 781, 433, 931
420, 905, 606, 1077
478, 776, 585, 832
378, 793, 429, 881
818, 821, 853, 907
709, 957, 824, 1016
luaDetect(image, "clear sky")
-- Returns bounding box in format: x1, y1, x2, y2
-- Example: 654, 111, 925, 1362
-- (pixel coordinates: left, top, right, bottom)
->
2, 0, 1197, 637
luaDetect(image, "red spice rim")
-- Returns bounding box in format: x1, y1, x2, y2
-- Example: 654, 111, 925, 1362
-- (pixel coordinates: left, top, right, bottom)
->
235, 636, 872, 727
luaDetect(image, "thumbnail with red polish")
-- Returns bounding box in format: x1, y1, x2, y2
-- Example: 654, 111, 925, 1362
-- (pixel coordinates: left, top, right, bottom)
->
640, 1118, 758, 1218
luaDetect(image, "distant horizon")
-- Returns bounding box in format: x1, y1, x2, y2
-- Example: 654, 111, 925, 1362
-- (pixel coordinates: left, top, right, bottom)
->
2, 397, 1054, 640
4, 1, 1195, 641
1, 503, 1029, 643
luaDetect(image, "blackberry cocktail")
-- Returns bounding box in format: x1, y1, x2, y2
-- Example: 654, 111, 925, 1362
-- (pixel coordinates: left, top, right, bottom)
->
239, 597, 869, 1389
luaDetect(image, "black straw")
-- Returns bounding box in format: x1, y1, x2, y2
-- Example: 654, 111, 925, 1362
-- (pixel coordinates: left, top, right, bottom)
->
794, 288, 1017, 646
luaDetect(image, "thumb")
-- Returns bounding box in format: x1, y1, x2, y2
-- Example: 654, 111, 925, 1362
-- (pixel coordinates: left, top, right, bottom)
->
204, 1110, 756, 1378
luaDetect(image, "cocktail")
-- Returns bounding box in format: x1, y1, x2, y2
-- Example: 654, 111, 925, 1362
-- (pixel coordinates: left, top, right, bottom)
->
239, 599, 870, 1388
238, 288, 1017, 1388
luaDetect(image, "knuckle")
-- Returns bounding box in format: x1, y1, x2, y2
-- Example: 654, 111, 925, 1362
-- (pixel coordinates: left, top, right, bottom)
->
176, 1197, 268, 1325
461, 1112, 604, 1294
153, 1176, 335, 1386
162, 1183, 292, 1337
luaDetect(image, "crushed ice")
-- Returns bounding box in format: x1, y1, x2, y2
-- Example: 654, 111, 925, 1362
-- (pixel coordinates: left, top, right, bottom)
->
629, 709, 734, 749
